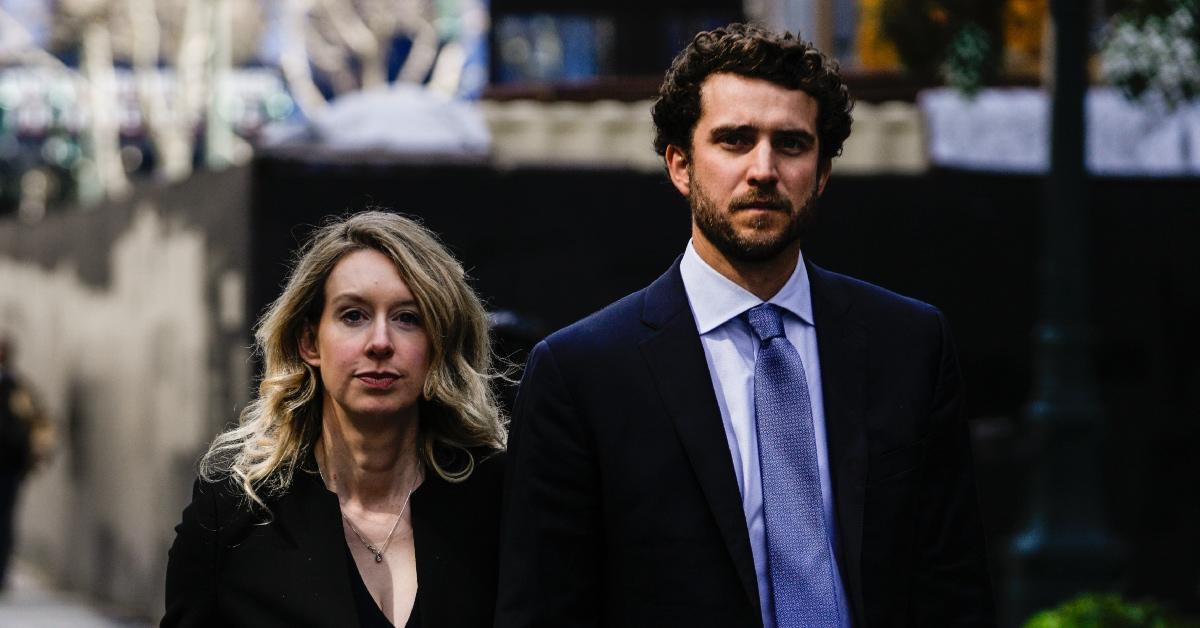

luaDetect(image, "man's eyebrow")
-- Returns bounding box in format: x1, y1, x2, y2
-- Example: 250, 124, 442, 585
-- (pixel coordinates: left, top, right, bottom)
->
708, 124, 756, 137
708, 125, 816, 140
773, 129, 816, 140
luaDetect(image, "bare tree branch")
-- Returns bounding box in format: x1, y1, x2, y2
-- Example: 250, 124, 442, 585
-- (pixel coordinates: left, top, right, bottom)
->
80, 15, 129, 198
0, 8, 76, 70
205, 0, 240, 168
306, 18, 358, 94
315, 0, 385, 88
394, 1, 438, 84
279, 0, 329, 116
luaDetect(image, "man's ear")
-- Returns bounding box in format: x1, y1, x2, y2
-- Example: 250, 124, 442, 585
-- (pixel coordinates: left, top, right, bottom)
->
665, 144, 691, 197
299, 326, 320, 367
816, 158, 832, 196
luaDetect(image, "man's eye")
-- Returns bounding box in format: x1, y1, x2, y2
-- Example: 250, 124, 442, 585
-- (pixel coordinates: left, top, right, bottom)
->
776, 136, 811, 154
718, 135, 750, 148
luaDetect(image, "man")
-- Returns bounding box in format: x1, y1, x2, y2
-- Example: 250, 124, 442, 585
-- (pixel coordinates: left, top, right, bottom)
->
497, 24, 995, 628
0, 336, 53, 590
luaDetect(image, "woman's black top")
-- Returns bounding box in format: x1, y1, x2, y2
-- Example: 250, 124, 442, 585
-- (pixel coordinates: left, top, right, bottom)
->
345, 540, 420, 628
162, 448, 504, 628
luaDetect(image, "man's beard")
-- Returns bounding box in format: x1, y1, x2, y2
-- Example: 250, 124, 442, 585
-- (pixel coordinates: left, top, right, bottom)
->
689, 170, 819, 263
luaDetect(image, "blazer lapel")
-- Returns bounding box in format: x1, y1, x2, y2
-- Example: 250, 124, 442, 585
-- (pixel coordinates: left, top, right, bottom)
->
638, 260, 762, 618
808, 261, 869, 626
272, 460, 361, 627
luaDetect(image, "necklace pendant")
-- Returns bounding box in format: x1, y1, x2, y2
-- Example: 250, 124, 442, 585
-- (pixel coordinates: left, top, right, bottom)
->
374, 552, 384, 563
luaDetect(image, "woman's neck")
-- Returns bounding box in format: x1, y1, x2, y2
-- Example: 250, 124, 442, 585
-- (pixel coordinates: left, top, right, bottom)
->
316, 401, 423, 511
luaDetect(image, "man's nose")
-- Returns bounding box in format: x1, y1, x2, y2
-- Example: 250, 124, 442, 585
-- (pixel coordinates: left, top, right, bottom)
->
746, 141, 779, 186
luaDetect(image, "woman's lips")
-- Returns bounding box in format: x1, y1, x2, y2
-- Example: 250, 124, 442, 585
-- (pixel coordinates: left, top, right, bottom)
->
356, 373, 400, 389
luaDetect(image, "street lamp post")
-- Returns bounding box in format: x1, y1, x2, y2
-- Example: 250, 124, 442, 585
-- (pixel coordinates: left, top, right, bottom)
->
1007, 0, 1124, 623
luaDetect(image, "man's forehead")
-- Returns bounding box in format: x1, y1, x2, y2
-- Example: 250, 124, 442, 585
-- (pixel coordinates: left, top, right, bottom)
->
698, 72, 809, 94
697, 73, 819, 129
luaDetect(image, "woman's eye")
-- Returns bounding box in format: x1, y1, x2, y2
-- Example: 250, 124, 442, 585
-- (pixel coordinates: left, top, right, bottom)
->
340, 310, 366, 324
396, 311, 421, 326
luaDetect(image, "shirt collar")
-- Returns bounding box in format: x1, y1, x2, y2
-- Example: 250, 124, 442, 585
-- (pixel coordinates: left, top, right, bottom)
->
679, 240, 814, 334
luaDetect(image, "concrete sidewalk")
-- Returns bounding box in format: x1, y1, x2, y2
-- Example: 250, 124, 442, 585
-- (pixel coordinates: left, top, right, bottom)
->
0, 562, 153, 628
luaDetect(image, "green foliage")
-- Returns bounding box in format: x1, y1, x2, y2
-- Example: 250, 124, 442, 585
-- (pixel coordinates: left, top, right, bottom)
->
942, 22, 993, 95
1100, 0, 1200, 107
881, 0, 1005, 91
1024, 593, 1199, 628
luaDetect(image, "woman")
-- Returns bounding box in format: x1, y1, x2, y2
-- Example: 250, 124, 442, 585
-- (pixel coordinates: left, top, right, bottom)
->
164, 211, 507, 628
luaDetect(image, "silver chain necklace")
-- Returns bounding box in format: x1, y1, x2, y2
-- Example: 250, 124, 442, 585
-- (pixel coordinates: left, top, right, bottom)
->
319, 463, 421, 564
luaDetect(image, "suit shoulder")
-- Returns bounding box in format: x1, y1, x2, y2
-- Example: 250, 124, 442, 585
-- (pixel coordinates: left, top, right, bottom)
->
542, 287, 648, 352
182, 475, 246, 522
178, 473, 286, 543
168, 474, 257, 580
818, 266, 943, 323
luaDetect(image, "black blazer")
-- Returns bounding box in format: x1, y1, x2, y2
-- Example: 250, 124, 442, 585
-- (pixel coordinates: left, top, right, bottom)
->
496, 260, 995, 628
163, 449, 504, 628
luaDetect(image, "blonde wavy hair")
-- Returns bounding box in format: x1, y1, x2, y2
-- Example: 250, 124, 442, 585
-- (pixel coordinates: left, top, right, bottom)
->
200, 210, 507, 508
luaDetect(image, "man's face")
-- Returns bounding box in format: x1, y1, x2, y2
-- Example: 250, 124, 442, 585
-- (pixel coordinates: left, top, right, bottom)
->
666, 73, 830, 264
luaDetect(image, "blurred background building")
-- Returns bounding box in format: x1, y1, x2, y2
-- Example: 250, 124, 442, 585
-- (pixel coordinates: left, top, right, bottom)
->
0, 0, 1197, 625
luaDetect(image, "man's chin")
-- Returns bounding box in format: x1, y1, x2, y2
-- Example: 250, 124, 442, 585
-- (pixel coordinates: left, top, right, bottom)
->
713, 234, 798, 263
731, 209, 791, 231
733, 207, 788, 225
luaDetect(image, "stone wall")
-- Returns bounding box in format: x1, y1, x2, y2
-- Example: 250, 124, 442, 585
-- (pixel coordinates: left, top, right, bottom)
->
0, 166, 251, 619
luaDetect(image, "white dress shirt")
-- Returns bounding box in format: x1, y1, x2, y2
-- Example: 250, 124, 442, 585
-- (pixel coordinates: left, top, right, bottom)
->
679, 241, 852, 628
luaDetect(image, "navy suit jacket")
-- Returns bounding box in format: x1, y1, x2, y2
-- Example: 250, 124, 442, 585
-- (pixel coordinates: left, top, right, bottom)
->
496, 259, 995, 627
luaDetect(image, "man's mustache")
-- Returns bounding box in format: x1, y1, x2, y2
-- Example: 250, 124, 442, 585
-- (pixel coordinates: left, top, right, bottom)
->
729, 192, 791, 212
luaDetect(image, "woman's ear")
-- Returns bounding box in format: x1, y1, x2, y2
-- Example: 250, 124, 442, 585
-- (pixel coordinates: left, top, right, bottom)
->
299, 326, 320, 367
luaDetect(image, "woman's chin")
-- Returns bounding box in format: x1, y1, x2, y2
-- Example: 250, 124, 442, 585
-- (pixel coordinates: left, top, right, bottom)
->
334, 401, 421, 427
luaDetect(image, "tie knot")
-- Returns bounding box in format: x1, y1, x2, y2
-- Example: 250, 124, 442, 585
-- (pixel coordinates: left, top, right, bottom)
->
746, 304, 785, 342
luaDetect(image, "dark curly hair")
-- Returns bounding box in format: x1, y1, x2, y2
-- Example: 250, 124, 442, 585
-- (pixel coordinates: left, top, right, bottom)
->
652, 23, 854, 164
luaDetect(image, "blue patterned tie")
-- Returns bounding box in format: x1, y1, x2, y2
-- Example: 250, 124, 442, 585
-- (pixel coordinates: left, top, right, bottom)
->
746, 304, 841, 627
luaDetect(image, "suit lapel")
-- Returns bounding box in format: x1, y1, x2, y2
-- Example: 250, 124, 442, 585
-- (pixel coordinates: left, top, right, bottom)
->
638, 261, 762, 618
808, 261, 869, 626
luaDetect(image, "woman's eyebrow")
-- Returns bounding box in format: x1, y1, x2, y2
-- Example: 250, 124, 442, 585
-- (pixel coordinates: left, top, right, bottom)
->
329, 292, 419, 308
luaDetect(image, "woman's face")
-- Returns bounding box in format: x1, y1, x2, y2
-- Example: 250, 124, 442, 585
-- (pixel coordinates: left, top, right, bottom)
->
300, 248, 432, 425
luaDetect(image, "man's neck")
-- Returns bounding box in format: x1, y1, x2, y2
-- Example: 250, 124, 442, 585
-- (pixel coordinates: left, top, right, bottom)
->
691, 232, 801, 302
